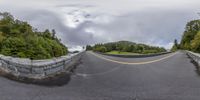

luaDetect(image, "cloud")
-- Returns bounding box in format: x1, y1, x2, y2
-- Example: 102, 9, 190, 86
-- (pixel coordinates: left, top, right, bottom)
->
0, 0, 199, 50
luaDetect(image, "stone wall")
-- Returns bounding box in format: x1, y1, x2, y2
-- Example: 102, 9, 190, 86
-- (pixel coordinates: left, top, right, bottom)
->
0, 51, 84, 79
186, 51, 200, 67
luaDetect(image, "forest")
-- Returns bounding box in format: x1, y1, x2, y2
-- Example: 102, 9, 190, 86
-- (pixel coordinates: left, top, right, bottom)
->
172, 19, 200, 53
86, 41, 166, 54
0, 12, 68, 59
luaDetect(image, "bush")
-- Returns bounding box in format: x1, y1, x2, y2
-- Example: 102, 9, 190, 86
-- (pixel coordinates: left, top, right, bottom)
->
93, 46, 107, 53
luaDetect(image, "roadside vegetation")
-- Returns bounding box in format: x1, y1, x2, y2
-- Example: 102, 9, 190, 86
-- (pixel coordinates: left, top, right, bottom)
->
106, 51, 141, 55
86, 41, 166, 54
0, 12, 68, 59
171, 19, 200, 53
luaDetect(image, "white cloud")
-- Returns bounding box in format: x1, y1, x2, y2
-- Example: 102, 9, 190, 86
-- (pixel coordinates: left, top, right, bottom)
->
68, 45, 84, 52
0, 0, 199, 49
55, 6, 115, 28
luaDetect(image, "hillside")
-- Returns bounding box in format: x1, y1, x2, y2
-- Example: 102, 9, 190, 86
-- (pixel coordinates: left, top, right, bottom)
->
87, 41, 166, 54
0, 12, 68, 59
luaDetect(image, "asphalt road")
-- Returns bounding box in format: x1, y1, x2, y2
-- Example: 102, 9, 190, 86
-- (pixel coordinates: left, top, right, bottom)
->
1, 51, 200, 100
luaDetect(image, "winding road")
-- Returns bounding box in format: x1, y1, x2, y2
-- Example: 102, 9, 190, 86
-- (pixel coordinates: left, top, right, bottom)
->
1, 51, 200, 100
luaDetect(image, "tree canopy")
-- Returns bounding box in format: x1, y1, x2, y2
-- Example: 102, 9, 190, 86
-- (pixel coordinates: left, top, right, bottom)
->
179, 19, 200, 53
171, 39, 179, 52
0, 12, 68, 59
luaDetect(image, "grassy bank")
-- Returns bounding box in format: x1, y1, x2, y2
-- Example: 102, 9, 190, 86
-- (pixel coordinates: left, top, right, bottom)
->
106, 51, 141, 55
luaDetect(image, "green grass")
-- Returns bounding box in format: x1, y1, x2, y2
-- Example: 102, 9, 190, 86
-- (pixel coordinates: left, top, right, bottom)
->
106, 51, 140, 55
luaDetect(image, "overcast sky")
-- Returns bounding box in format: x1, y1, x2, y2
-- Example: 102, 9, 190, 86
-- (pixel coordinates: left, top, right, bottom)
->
0, 0, 199, 50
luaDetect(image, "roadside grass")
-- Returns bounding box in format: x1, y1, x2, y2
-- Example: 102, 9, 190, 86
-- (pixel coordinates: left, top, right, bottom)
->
106, 51, 141, 55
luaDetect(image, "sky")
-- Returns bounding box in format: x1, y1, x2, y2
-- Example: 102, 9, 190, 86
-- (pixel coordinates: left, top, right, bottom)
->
0, 0, 199, 51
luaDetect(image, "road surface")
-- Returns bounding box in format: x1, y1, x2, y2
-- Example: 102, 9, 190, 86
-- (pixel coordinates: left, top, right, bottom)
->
0, 51, 200, 100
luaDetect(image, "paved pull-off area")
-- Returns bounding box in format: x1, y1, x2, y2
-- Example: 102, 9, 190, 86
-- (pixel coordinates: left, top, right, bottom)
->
1, 51, 200, 100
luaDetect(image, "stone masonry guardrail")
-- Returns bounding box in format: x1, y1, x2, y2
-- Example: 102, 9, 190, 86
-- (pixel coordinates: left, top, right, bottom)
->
0, 51, 84, 79
96, 51, 172, 58
186, 51, 200, 67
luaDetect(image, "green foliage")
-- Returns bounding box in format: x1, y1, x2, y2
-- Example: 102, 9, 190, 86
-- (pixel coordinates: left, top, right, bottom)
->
92, 41, 166, 54
0, 32, 5, 48
180, 20, 200, 50
93, 46, 107, 53
171, 39, 179, 52
191, 31, 200, 53
179, 19, 200, 53
86, 45, 93, 51
1, 37, 26, 57
0, 12, 68, 59
106, 51, 140, 55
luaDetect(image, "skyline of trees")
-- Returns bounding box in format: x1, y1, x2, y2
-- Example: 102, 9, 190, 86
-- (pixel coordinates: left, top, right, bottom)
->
87, 41, 166, 54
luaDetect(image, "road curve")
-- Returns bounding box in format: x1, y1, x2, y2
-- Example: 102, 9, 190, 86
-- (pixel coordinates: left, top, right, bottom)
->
89, 51, 176, 65
0, 51, 200, 100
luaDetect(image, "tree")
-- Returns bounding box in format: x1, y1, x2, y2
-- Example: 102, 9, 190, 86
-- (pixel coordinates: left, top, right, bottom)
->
1, 37, 26, 57
171, 39, 179, 52
98, 46, 107, 53
0, 12, 14, 35
0, 32, 5, 44
180, 20, 200, 50
43, 29, 52, 38
0, 12, 68, 59
174, 39, 179, 48
116, 44, 123, 53
191, 31, 200, 53
91, 41, 166, 54
86, 45, 92, 51
52, 29, 56, 39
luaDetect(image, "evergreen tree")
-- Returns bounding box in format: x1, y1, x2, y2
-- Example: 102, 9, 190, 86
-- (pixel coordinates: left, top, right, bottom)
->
171, 39, 179, 52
